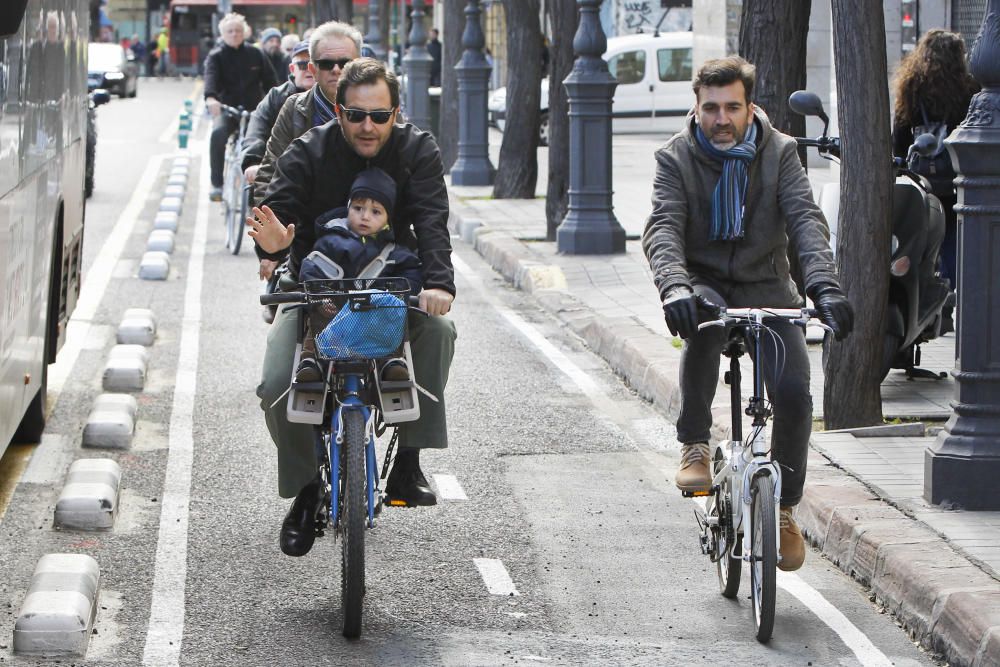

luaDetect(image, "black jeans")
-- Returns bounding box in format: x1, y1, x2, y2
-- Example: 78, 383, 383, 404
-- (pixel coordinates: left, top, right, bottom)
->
676, 284, 813, 506
209, 114, 239, 188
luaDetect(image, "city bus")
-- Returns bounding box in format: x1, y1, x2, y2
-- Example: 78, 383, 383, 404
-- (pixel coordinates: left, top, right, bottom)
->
0, 0, 87, 453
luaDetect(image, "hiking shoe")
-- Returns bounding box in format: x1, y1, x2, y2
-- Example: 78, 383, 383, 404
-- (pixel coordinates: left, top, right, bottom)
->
778, 506, 806, 571
209, 187, 223, 202
675, 442, 711, 492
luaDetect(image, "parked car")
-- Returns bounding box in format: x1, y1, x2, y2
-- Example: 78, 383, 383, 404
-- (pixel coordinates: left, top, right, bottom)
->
88, 43, 138, 98
488, 31, 694, 143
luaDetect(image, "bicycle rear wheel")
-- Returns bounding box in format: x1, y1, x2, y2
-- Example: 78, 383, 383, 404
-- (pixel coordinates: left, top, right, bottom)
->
711, 449, 741, 598
750, 472, 777, 643
340, 409, 367, 638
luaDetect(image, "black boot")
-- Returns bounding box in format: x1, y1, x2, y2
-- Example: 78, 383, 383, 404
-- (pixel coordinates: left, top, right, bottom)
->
280, 476, 324, 556
385, 449, 437, 507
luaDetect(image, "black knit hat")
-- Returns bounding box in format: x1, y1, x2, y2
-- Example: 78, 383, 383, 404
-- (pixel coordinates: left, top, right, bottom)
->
349, 168, 396, 218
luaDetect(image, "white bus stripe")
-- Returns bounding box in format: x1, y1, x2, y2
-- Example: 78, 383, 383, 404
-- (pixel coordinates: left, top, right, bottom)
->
777, 572, 894, 667
48, 155, 167, 405
473, 558, 520, 596
141, 153, 208, 666
432, 474, 468, 500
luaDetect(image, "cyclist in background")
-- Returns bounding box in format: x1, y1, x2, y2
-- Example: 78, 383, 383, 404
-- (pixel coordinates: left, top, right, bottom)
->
204, 12, 277, 202
642, 56, 853, 572
252, 20, 361, 284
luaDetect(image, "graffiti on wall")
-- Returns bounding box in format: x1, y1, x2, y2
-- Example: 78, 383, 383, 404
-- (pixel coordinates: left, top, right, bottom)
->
616, 1, 692, 36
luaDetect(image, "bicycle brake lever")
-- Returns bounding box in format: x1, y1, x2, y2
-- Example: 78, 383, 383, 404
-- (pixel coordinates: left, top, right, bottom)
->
697, 319, 726, 331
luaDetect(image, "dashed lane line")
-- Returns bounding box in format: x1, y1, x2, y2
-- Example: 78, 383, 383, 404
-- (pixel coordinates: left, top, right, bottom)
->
473, 558, 520, 596
432, 473, 468, 500
140, 150, 209, 666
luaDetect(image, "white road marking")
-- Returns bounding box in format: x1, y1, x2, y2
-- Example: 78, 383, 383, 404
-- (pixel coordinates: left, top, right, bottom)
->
452, 254, 601, 400
777, 572, 894, 667
48, 155, 167, 405
473, 558, 520, 596
432, 473, 468, 500
141, 151, 208, 667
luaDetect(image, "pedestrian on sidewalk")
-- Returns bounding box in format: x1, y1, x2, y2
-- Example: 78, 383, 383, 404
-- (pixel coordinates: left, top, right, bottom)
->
642, 56, 854, 572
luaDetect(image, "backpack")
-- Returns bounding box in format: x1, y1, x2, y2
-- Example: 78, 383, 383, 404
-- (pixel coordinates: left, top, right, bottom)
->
906, 104, 955, 199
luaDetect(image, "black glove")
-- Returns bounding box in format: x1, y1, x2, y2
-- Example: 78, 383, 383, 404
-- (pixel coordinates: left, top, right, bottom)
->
662, 286, 700, 339
808, 283, 854, 341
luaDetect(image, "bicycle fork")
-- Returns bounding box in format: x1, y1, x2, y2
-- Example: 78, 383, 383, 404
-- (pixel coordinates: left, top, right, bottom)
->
329, 375, 380, 530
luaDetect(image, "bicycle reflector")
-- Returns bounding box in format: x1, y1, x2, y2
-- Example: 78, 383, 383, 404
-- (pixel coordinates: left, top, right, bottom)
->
890, 255, 911, 277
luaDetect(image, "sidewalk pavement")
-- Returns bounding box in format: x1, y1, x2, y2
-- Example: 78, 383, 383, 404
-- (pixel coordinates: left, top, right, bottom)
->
451, 133, 999, 667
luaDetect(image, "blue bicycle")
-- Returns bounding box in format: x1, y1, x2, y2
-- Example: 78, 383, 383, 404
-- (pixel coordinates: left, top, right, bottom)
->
261, 277, 424, 638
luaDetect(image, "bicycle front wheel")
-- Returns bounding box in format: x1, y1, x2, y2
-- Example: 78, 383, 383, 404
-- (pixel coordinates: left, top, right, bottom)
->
340, 409, 367, 639
750, 472, 777, 643
227, 183, 247, 255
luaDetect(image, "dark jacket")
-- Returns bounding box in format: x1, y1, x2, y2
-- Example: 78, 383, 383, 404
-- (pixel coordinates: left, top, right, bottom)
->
299, 210, 423, 293
203, 43, 277, 110
264, 49, 290, 83
261, 122, 455, 296
252, 86, 326, 207
240, 79, 301, 171
642, 108, 838, 308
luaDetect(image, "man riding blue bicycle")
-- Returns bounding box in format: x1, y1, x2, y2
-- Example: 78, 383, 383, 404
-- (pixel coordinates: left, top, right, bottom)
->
248, 58, 456, 558
642, 56, 854, 572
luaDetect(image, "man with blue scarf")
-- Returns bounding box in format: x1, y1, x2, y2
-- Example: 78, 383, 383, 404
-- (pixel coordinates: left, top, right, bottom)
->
642, 57, 854, 572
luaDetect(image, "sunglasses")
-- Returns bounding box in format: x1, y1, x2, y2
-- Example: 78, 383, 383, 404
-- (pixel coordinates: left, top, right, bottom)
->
293, 60, 310, 70
314, 58, 352, 71
339, 107, 395, 125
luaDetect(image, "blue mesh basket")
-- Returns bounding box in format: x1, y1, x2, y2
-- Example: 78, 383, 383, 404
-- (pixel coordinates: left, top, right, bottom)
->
314, 290, 407, 360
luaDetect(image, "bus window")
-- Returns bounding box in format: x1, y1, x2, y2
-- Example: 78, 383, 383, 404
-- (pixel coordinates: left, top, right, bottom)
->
0, 30, 23, 196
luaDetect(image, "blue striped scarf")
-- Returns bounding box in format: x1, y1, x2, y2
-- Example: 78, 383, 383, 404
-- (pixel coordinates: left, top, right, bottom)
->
695, 120, 758, 241
313, 86, 336, 126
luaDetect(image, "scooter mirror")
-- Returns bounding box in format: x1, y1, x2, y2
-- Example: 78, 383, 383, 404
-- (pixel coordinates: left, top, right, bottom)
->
788, 91, 829, 123
914, 132, 939, 157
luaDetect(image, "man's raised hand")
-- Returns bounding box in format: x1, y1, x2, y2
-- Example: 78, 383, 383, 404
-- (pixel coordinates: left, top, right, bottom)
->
246, 205, 295, 254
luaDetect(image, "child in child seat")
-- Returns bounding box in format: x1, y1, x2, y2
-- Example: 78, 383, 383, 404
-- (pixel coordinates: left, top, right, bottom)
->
295, 167, 422, 383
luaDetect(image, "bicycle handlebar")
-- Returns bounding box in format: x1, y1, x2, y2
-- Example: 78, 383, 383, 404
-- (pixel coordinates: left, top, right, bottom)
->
259, 291, 424, 310
697, 307, 828, 332
219, 103, 249, 119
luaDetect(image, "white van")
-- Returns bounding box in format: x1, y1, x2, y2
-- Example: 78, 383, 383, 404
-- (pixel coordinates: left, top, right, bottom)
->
489, 31, 694, 143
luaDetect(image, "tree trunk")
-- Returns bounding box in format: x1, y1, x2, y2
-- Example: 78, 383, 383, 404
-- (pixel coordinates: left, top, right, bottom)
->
334, 0, 353, 23
824, 0, 892, 429
438, 0, 465, 170
380, 0, 391, 60
738, 0, 810, 141
544, 0, 579, 239
492, 0, 541, 199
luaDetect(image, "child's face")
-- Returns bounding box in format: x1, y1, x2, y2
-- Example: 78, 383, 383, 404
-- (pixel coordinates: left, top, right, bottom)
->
347, 197, 388, 237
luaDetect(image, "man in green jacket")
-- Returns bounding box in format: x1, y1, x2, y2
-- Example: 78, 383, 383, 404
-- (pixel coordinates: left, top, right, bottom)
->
642, 56, 854, 572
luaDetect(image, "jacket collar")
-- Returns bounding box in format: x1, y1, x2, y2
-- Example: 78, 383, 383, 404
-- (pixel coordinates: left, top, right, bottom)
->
683, 106, 774, 166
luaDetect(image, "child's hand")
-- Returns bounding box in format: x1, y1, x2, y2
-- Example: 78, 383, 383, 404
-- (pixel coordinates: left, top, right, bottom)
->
418, 288, 454, 316
247, 205, 295, 254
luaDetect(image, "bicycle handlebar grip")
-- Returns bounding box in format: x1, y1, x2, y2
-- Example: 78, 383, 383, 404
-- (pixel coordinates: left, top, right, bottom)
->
260, 292, 305, 306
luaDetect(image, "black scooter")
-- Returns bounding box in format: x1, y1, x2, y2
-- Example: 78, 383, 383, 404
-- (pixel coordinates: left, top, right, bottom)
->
789, 90, 952, 381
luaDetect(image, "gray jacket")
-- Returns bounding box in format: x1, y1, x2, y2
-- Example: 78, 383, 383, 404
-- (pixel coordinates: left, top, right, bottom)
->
253, 86, 324, 207
642, 108, 839, 308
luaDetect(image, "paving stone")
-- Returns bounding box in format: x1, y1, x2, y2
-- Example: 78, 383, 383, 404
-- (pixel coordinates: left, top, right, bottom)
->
13, 554, 100, 657
117, 308, 157, 345
81, 393, 137, 449
53, 459, 121, 530
138, 251, 170, 280
146, 229, 175, 254
159, 196, 182, 213
164, 184, 185, 198
153, 211, 179, 232
102, 346, 147, 392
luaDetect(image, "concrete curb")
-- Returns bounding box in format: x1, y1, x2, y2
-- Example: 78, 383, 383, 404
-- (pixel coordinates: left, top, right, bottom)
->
450, 205, 999, 667
13, 553, 100, 656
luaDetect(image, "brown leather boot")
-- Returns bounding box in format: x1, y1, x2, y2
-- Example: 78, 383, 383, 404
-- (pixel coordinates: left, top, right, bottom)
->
675, 442, 711, 492
778, 506, 806, 571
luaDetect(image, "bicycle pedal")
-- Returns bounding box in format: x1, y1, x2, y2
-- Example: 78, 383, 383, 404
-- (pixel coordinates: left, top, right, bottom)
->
681, 488, 715, 498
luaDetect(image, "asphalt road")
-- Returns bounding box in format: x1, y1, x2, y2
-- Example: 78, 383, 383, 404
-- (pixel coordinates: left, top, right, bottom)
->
0, 79, 940, 667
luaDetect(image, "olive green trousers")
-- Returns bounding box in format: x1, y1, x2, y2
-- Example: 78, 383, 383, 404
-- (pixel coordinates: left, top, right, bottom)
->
258, 304, 457, 498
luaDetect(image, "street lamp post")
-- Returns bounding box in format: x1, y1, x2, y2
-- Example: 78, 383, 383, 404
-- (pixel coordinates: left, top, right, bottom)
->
556, 0, 625, 255
450, 0, 495, 186
364, 0, 385, 61
924, 0, 1000, 509
402, 0, 433, 131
